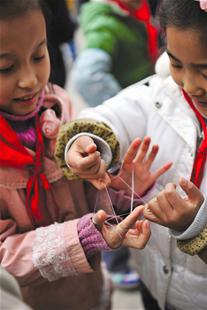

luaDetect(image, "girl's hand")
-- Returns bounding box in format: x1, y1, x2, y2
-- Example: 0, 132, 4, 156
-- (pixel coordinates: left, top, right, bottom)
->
40, 109, 61, 156
143, 177, 204, 231
66, 136, 110, 188
111, 137, 172, 196
40, 109, 61, 139
67, 135, 102, 176
92, 206, 151, 249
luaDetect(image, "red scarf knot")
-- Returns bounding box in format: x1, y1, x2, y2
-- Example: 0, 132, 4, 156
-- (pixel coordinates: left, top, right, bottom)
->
0, 113, 50, 223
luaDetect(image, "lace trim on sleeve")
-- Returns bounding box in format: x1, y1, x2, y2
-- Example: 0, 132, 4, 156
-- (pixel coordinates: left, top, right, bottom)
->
32, 222, 78, 281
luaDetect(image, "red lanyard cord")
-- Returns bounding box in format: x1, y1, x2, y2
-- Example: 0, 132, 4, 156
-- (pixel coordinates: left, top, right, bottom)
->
182, 89, 207, 188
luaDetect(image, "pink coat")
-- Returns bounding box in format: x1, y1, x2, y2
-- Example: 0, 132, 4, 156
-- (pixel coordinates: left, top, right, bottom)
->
0, 85, 108, 310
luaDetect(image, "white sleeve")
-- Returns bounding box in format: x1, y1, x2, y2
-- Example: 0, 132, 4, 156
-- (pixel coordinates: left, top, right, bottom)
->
78, 82, 152, 159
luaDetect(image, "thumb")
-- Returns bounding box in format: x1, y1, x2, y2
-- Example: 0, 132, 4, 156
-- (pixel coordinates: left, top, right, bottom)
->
77, 136, 97, 154
92, 210, 107, 228
179, 177, 204, 202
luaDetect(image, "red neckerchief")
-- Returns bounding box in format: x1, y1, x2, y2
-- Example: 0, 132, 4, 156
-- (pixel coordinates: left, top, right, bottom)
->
0, 114, 50, 223
182, 89, 207, 188
112, 0, 158, 62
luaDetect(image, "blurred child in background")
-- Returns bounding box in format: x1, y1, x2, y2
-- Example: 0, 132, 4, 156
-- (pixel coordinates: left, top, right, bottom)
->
72, 0, 158, 107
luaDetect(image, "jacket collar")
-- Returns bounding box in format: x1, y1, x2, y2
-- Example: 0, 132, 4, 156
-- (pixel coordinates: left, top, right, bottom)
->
152, 76, 199, 151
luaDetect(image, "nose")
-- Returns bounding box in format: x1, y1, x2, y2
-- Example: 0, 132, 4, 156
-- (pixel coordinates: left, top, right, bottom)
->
18, 65, 38, 89
182, 70, 203, 97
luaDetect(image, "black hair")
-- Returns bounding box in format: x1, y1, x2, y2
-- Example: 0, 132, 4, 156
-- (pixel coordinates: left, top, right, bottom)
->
0, 0, 52, 41
159, 0, 207, 44
0, 0, 48, 20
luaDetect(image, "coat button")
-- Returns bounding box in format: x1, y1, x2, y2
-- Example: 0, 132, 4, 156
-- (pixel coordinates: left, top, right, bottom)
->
163, 265, 169, 274
155, 101, 162, 108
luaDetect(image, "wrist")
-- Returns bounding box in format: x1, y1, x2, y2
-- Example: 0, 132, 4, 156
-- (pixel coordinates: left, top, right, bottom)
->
171, 196, 207, 240
78, 213, 111, 258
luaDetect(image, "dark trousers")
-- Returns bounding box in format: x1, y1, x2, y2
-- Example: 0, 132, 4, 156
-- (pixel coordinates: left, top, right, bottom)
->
139, 281, 161, 310
140, 281, 174, 310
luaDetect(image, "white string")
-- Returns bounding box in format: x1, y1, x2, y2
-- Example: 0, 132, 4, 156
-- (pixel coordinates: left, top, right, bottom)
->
104, 185, 120, 225
94, 186, 121, 224
94, 167, 148, 224
117, 175, 147, 205
130, 168, 135, 214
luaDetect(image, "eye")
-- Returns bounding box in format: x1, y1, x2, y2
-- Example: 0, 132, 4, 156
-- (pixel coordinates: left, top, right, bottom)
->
33, 55, 45, 62
201, 71, 207, 79
171, 63, 182, 69
0, 65, 14, 74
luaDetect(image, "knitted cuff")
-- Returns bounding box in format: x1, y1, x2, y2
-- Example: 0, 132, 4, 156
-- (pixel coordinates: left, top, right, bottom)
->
177, 226, 207, 255
54, 119, 120, 180
78, 213, 111, 258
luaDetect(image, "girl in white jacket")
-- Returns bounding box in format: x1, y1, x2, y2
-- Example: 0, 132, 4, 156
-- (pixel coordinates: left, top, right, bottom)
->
56, 0, 207, 309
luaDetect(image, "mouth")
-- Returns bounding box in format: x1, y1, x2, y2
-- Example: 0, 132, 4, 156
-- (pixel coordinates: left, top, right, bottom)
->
13, 92, 39, 106
192, 98, 207, 106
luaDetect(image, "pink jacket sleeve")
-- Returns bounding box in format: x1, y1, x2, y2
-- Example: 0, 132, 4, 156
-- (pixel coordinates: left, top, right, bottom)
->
0, 218, 95, 286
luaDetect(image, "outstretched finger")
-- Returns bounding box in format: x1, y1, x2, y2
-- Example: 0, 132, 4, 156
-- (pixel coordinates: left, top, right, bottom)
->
124, 220, 151, 249
122, 138, 141, 166
153, 162, 173, 180
136, 220, 151, 245
179, 177, 204, 205
134, 136, 151, 163
145, 144, 159, 168
116, 205, 144, 237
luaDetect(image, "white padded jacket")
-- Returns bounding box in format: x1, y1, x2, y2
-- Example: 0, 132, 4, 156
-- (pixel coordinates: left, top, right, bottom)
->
78, 67, 207, 309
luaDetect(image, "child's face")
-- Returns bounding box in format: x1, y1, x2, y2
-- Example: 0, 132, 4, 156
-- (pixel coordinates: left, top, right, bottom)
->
167, 27, 207, 117
0, 10, 50, 116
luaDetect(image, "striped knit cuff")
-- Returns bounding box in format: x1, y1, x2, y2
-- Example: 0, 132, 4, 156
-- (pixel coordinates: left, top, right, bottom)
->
78, 213, 111, 258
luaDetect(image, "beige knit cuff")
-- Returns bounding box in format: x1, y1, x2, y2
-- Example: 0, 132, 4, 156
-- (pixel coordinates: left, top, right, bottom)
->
177, 226, 207, 255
